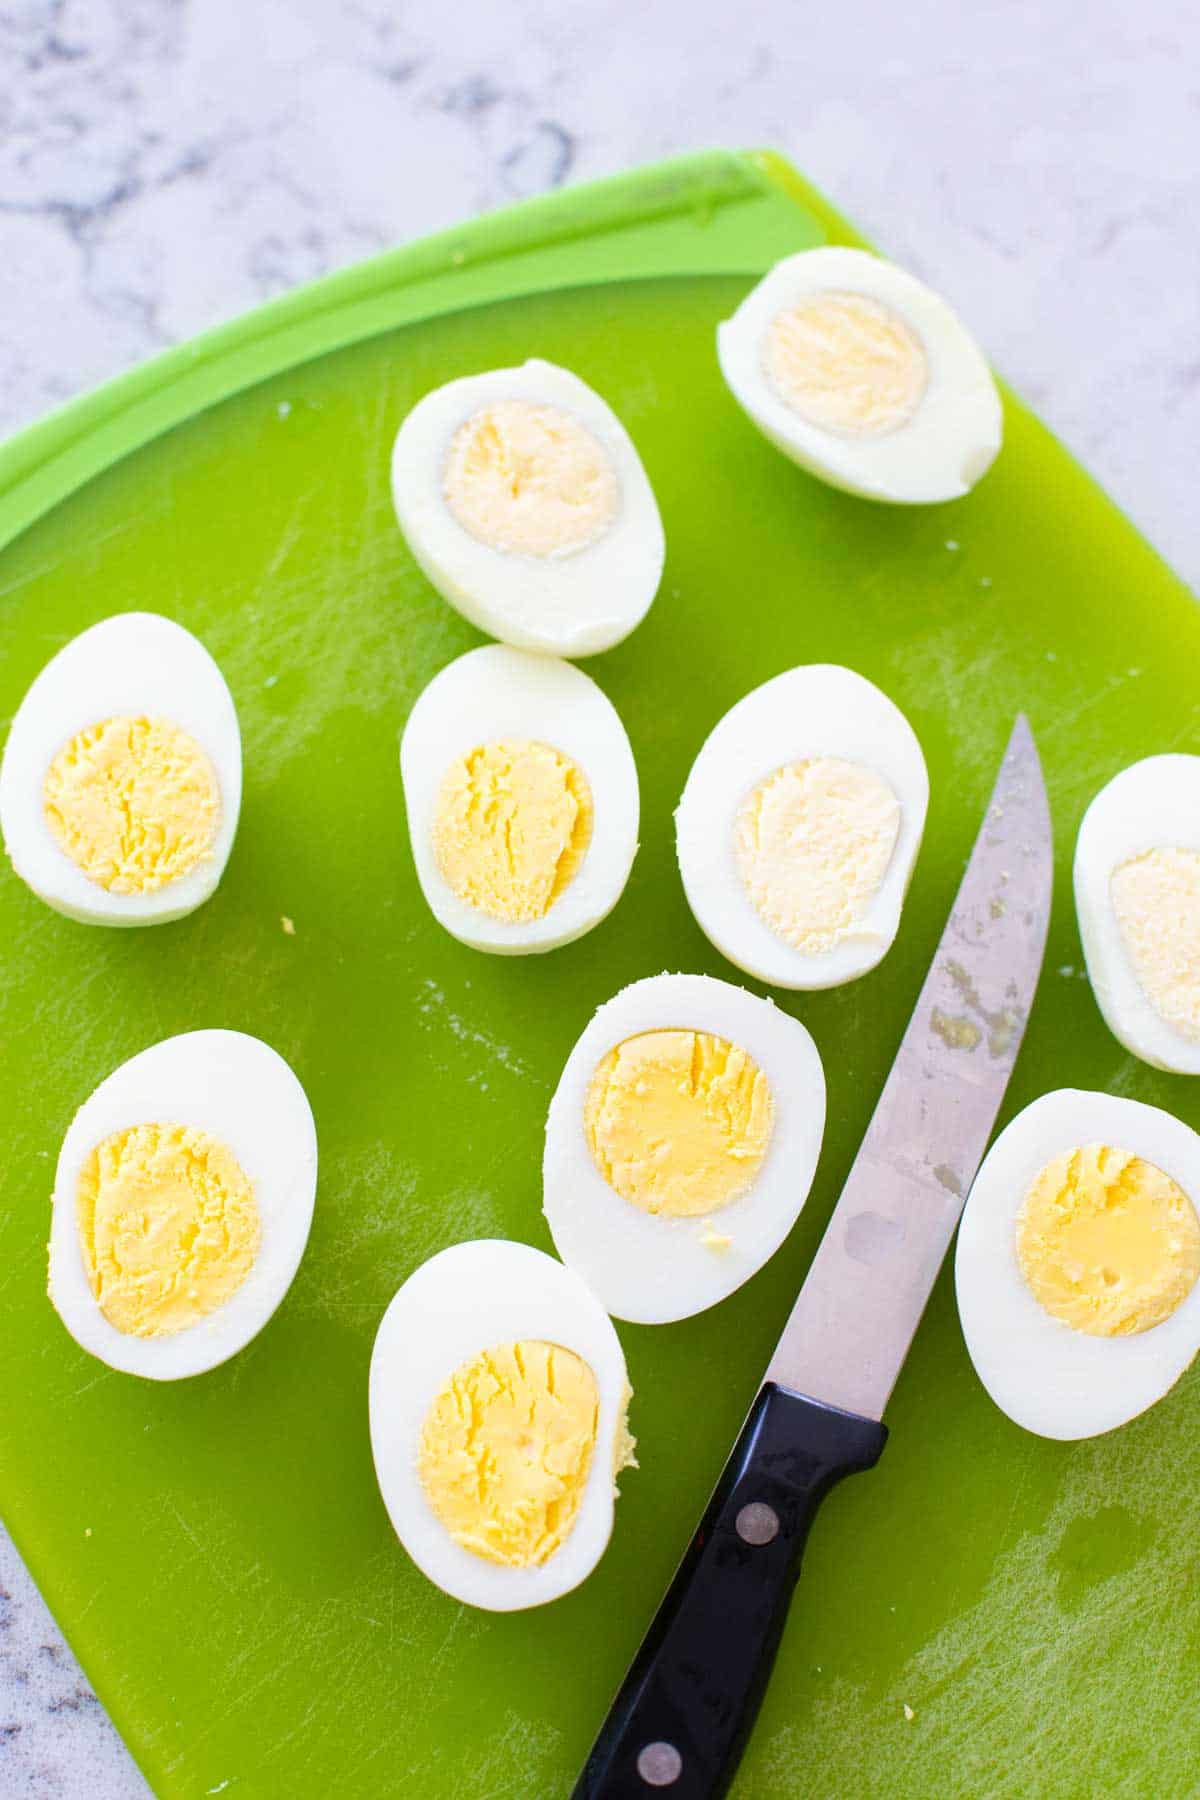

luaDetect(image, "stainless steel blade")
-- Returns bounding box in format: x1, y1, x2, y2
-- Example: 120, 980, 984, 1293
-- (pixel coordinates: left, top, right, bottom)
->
766, 715, 1052, 1420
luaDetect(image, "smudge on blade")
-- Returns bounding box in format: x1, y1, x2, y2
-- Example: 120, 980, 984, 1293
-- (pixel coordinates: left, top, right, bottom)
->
945, 958, 1025, 1058
931, 1008, 982, 1051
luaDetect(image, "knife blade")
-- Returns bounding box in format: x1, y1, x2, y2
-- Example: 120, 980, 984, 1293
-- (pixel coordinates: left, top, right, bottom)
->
574, 715, 1052, 1800
765, 710, 1052, 1418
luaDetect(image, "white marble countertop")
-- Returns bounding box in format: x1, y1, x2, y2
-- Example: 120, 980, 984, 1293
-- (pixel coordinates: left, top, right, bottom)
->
2, 1, 1197, 1794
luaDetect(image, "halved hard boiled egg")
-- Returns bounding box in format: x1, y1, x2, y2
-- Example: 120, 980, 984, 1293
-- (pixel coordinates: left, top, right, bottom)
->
717, 247, 1002, 504
676, 664, 927, 990
369, 1239, 635, 1611
955, 1090, 1200, 1439
543, 973, 825, 1323
1075, 755, 1200, 1074
400, 644, 638, 954
391, 358, 665, 657
0, 612, 241, 926
48, 1030, 317, 1379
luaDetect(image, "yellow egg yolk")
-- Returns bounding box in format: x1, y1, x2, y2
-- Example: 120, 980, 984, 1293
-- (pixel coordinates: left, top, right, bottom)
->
1016, 1144, 1200, 1336
431, 737, 593, 923
417, 1341, 601, 1567
77, 1123, 260, 1338
443, 399, 619, 557
764, 291, 928, 439
1111, 848, 1200, 1043
44, 715, 220, 895
734, 756, 901, 956
584, 1029, 774, 1218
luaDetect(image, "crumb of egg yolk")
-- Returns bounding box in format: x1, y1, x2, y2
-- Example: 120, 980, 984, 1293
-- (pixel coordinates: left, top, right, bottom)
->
432, 737, 593, 924
699, 1226, 733, 1252
44, 715, 219, 894
613, 1381, 638, 1487
735, 757, 901, 956
584, 1030, 773, 1218
1111, 848, 1200, 1043
76, 1123, 259, 1338
764, 291, 928, 439
443, 399, 619, 558
417, 1341, 624, 1567
1015, 1144, 1200, 1337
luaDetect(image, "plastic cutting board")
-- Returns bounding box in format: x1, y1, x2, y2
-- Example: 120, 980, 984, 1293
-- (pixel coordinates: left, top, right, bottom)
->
2, 150, 1198, 1800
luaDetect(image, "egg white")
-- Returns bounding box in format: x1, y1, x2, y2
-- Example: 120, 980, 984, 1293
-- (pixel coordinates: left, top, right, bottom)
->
391, 358, 665, 657
368, 1239, 631, 1612
48, 1030, 317, 1380
543, 973, 826, 1324
400, 644, 639, 955
1074, 755, 1200, 1075
0, 612, 241, 926
717, 247, 1002, 504
955, 1089, 1200, 1440
675, 664, 927, 990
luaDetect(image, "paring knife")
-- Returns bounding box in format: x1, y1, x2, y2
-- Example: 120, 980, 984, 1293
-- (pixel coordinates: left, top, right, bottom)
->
574, 715, 1052, 1800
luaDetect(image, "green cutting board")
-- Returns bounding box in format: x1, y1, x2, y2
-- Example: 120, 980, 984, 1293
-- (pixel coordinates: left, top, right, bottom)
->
2, 150, 1198, 1800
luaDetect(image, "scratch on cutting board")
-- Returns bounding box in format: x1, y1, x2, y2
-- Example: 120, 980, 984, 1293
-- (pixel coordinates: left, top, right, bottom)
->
163, 1503, 245, 1602
168, 1502, 204, 1554
72, 1585, 103, 1626
1160, 703, 1200, 751
1039, 667, 1146, 743
415, 978, 534, 1080
224, 1616, 381, 1766
261, 494, 310, 585
426, 1605, 470, 1679
1100, 1055, 1150, 1099
70, 1370, 112, 1401
465, 1709, 565, 1795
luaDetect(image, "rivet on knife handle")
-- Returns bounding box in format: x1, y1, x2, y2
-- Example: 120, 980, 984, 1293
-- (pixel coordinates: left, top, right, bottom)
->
572, 1385, 886, 1799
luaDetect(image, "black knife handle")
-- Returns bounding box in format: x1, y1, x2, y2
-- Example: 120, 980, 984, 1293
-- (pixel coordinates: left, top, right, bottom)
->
573, 1383, 887, 1800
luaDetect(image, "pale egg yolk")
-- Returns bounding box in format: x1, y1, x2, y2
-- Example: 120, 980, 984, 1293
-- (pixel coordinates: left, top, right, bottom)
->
44, 715, 220, 894
1111, 848, 1200, 1043
1016, 1144, 1200, 1337
584, 1029, 773, 1218
734, 756, 900, 956
764, 292, 928, 439
77, 1123, 260, 1338
417, 1340, 600, 1567
431, 737, 593, 923
443, 400, 619, 557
